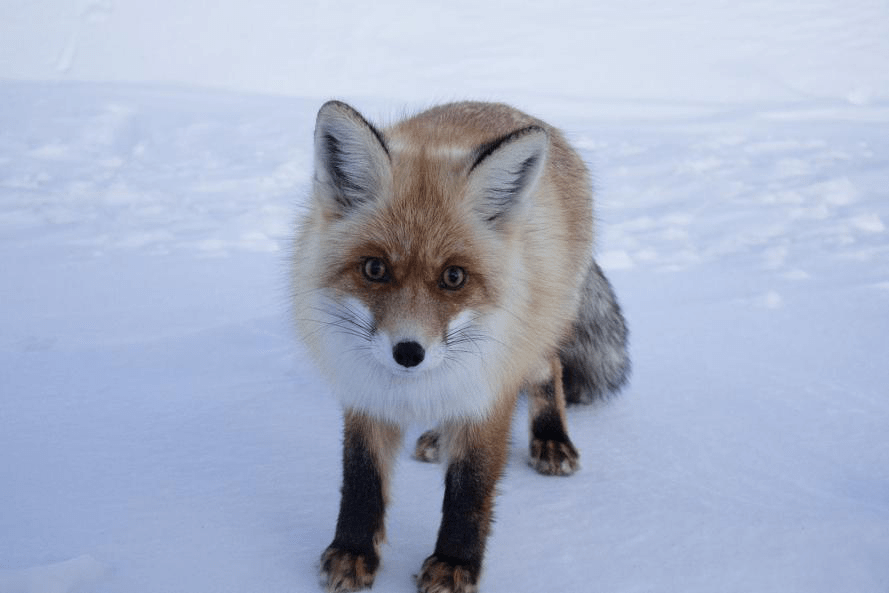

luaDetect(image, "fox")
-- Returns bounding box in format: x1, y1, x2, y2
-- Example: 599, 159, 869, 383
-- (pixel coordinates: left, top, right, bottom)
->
291, 100, 630, 593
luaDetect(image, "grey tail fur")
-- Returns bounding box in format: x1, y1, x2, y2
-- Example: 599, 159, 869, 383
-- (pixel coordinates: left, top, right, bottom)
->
559, 260, 631, 404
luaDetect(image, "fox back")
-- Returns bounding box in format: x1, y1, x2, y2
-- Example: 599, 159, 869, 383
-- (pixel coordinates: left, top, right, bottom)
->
292, 101, 594, 424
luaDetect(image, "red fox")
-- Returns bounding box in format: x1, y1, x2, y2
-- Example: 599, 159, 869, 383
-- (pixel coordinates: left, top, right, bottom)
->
292, 101, 629, 593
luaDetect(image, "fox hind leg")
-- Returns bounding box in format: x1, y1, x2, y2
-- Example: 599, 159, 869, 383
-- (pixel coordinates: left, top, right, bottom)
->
528, 356, 579, 476
413, 428, 442, 463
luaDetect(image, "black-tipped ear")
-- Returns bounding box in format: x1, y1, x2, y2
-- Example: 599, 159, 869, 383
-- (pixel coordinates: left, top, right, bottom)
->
313, 101, 391, 216
467, 126, 548, 228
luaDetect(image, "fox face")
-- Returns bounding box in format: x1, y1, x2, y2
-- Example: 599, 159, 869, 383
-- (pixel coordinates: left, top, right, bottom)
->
317, 202, 498, 380
294, 101, 550, 423
313, 238, 499, 422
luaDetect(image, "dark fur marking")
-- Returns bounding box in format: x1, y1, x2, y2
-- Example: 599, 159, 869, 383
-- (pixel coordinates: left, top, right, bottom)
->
324, 132, 365, 209
558, 260, 631, 404
433, 456, 488, 578
323, 100, 390, 157
465, 126, 547, 226
469, 125, 544, 173
531, 405, 569, 444
483, 154, 541, 223
329, 430, 385, 569
541, 378, 556, 399
355, 114, 390, 159
531, 379, 569, 443
561, 361, 583, 404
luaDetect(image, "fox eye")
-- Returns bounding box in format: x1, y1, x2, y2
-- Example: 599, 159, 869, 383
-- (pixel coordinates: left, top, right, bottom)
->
362, 257, 389, 282
440, 266, 467, 290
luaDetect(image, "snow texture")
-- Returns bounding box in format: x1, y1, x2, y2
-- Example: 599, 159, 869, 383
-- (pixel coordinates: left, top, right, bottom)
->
1, 1, 888, 592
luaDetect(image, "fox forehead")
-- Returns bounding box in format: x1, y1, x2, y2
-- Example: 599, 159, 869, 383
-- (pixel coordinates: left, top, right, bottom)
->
327, 146, 490, 274
388, 145, 472, 223
359, 203, 479, 269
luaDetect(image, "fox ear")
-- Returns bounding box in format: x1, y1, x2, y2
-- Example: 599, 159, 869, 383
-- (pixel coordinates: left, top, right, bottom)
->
467, 126, 548, 228
313, 101, 390, 216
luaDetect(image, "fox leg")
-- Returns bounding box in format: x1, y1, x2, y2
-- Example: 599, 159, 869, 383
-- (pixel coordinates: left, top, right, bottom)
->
528, 356, 579, 476
416, 401, 513, 593
321, 410, 402, 593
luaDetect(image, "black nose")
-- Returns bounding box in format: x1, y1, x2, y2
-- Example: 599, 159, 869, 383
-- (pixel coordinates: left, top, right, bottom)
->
393, 341, 425, 368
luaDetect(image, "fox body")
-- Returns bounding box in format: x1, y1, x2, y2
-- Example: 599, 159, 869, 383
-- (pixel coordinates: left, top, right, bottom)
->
292, 101, 629, 593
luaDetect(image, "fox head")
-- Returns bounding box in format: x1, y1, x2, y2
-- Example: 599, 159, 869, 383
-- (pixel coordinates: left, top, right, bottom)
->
296, 101, 550, 422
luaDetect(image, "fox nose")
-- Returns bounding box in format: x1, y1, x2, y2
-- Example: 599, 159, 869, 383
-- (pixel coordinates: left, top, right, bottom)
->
393, 341, 425, 368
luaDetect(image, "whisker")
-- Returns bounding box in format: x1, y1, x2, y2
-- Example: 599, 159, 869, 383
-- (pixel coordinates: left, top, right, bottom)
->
443, 354, 472, 375
298, 303, 376, 343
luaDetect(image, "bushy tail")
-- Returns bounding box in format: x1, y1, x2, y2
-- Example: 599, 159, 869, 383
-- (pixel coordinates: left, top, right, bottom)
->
559, 260, 631, 404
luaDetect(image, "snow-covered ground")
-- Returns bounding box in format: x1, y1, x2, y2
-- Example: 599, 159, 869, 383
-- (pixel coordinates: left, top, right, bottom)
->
2, 2, 888, 592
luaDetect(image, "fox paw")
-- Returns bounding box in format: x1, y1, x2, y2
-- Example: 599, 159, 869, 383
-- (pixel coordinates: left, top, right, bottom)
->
416, 555, 478, 593
320, 546, 378, 592
413, 430, 441, 463
529, 437, 579, 476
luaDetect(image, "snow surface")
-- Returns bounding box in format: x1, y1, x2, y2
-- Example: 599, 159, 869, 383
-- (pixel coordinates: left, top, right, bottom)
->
2, 2, 888, 592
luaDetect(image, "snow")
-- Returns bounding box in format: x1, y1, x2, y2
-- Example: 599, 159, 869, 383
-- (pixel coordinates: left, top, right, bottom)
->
0, 556, 106, 593
2, 1, 888, 592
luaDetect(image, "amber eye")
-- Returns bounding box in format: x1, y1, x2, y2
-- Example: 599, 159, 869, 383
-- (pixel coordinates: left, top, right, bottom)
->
362, 257, 389, 282
440, 266, 467, 290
